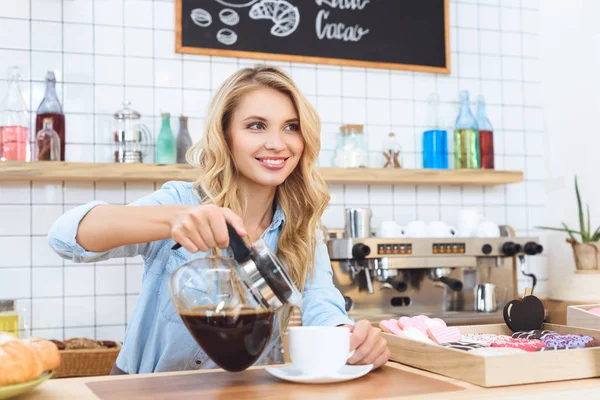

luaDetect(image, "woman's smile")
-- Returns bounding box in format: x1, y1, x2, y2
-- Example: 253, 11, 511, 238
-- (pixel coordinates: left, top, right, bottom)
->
256, 156, 290, 170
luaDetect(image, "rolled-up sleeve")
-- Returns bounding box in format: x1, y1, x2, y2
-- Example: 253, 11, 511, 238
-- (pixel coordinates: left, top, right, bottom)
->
47, 181, 189, 264
301, 231, 354, 327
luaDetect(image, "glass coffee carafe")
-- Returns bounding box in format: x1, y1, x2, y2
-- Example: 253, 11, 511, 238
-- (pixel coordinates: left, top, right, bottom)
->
169, 224, 303, 372
113, 102, 152, 163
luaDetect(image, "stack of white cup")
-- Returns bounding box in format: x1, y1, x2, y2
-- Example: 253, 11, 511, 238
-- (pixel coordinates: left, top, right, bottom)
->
376, 208, 501, 238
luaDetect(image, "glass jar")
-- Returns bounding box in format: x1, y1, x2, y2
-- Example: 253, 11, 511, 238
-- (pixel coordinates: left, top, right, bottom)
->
333, 124, 368, 168
0, 299, 19, 336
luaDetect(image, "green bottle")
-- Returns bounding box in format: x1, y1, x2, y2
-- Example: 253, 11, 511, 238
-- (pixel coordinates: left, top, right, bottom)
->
156, 113, 176, 164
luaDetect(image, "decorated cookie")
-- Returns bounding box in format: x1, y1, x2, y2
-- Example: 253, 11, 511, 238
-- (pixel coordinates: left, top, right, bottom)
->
460, 333, 511, 346
379, 319, 403, 336
585, 339, 600, 348
511, 330, 557, 340
440, 341, 487, 351
490, 337, 545, 352
427, 326, 461, 344
403, 327, 435, 344
399, 316, 429, 333
503, 294, 545, 332
541, 334, 594, 349
427, 318, 447, 329
470, 347, 527, 356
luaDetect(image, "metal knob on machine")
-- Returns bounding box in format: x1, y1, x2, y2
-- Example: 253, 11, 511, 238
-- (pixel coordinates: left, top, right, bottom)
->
352, 243, 371, 260
501, 241, 522, 256
524, 242, 543, 255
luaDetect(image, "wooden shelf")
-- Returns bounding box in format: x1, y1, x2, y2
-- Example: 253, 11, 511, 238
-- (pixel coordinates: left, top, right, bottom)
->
0, 161, 523, 186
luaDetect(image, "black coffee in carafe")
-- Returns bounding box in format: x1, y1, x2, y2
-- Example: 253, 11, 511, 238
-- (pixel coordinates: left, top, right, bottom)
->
179, 306, 274, 372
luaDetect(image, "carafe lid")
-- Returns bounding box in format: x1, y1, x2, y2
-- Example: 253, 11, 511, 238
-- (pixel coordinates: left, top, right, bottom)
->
226, 224, 303, 310
114, 101, 141, 120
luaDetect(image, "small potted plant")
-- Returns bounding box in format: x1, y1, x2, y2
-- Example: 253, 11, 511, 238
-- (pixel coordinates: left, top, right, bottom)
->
538, 176, 600, 271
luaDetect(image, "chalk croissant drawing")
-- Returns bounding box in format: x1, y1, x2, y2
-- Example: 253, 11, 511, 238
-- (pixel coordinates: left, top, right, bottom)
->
190, 8, 212, 27
249, 0, 300, 38
217, 28, 238, 45
215, 0, 260, 8
219, 8, 240, 26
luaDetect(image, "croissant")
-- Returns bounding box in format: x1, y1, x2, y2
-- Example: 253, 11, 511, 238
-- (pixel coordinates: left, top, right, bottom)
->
0, 332, 60, 386
249, 0, 299, 38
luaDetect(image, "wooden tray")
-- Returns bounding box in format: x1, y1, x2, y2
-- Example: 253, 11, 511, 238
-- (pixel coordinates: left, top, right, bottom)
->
85, 365, 465, 400
567, 304, 600, 330
384, 323, 600, 387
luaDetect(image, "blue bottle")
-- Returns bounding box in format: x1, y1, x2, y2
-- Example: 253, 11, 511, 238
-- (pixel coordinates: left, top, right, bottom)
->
422, 93, 448, 169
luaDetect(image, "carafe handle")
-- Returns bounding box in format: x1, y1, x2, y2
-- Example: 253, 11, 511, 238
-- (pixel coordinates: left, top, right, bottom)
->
226, 223, 251, 263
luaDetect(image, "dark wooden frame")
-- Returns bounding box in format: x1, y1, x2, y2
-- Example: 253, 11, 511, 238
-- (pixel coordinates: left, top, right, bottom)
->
174, 0, 450, 74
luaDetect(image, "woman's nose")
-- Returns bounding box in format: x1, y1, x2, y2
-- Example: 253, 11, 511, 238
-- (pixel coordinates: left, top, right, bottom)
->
264, 130, 286, 151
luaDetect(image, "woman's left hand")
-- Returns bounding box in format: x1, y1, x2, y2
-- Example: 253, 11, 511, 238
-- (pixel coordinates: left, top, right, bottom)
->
342, 320, 390, 369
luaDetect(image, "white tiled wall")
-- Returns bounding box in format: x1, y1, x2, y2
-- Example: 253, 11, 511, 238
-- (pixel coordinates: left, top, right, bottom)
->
0, 0, 545, 341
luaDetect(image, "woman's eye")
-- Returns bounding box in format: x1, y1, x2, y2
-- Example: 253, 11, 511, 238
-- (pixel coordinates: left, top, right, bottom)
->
248, 122, 265, 130
285, 123, 299, 131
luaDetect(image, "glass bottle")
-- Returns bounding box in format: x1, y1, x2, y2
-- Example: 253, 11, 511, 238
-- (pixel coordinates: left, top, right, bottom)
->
422, 93, 448, 169
476, 95, 494, 169
0, 66, 30, 162
35, 71, 65, 161
382, 132, 402, 168
176, 115, 193, 164
0, 299, 18, 337
156, 112, 176, 164
35, 118, 61, 161
453, 91, 480, 169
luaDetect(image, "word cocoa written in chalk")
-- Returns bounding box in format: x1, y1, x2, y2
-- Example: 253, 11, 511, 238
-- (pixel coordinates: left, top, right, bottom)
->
315, 0, 371, 11
315, 10, 370, 42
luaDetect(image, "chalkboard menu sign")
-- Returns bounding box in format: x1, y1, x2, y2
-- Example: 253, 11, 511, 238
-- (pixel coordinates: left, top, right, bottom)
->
175, 0, 449, 73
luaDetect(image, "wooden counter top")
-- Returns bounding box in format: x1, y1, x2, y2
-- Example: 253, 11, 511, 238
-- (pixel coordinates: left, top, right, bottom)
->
17, 362, 600, 400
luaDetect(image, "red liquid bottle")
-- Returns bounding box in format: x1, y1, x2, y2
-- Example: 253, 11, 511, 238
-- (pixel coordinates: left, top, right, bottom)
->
476, 95, 494, 169
35, 71, 65, 161
0, 66, 30, 161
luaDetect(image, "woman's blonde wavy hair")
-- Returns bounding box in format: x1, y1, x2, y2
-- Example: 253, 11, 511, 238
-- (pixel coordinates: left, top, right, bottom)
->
186, 64, 329, 330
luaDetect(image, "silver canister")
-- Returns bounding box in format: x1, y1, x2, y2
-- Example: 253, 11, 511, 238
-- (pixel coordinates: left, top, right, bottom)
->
474, 283, 498, 312
344, 208, 372, 238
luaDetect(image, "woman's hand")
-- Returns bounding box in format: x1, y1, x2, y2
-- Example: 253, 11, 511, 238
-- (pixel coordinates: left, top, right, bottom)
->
342, 320, 390, 370
170, 205, 247, 253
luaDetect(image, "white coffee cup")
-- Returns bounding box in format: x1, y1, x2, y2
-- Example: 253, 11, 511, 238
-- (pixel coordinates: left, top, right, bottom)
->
457, 209, 484, 237
288, 326, 353, 376
427, 221, 458, 238
377, 221, 406, 238
405, 220, 428, 238
473, 220, 501, 238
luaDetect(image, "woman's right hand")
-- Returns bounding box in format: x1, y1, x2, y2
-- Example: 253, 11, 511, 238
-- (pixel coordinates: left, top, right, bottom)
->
170, 205, 247, 253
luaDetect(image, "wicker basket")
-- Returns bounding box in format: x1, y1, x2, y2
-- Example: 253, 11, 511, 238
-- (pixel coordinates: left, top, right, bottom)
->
52, 345, 121, 378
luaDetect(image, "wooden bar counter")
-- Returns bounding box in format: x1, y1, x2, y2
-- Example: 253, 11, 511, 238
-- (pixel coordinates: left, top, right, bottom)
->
17, 361, 600, 400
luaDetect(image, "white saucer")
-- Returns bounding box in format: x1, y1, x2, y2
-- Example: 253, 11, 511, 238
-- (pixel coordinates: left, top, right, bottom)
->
265, 364, 373, 384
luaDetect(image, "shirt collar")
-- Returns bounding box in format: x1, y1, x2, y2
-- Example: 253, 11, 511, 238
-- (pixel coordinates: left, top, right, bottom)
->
268, 200, 285, 232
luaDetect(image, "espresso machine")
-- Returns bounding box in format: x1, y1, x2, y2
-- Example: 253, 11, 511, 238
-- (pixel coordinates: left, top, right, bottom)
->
326, 212, 544, 326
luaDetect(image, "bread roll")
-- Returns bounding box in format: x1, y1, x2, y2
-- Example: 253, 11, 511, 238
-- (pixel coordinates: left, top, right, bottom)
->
23, 338, 61, 371
0, 338, 41, 386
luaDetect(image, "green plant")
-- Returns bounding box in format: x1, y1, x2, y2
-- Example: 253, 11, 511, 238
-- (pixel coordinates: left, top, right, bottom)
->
537, 176, 600, 243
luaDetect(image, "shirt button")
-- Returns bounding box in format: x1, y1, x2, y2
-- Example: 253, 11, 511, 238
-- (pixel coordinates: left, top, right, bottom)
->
195, 360, 202, 365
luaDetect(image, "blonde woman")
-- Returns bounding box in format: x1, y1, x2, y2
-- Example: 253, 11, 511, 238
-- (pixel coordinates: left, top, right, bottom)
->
48, 65, 389, 374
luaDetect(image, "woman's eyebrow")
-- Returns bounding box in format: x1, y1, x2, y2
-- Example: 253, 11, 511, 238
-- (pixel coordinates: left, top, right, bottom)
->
242, 115, 268, 122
